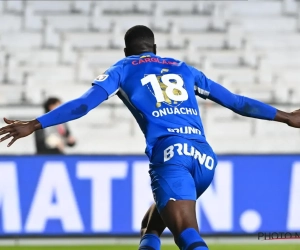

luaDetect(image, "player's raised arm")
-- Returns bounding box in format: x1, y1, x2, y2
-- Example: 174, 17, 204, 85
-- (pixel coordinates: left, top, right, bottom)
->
0, 61, 123, 147
207, 82, 300, 128
188, 65, 300, 128
0, 85, 108, 147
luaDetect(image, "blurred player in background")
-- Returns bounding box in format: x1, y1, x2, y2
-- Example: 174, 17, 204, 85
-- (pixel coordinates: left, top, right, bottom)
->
1, 25, 300, 250
34, 97, 76, 154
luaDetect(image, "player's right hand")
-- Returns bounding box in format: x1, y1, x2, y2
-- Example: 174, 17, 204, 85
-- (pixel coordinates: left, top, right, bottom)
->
286, 109, 300, 128
0, 118, 41, 147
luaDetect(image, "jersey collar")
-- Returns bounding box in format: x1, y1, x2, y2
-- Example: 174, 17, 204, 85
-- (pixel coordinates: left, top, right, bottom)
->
139, 52, 156, 57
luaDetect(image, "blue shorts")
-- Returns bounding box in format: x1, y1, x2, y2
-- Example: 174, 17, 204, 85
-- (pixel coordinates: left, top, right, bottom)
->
149, 136, 218, 212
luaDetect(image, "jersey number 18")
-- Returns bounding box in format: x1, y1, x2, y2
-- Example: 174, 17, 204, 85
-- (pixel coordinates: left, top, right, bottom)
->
141, 74, 188, 103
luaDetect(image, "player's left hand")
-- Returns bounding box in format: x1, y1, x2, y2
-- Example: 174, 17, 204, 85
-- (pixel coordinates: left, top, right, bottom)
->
0, 118, 41, 147
286, 109, 300, 128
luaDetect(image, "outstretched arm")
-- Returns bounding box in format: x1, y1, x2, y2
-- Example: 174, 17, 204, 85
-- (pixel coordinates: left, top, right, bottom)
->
0, 60, 123, 147
37, 85, 107, 128
187, 64, 299, 127
205, 81, 300, 127
0, 85, 108, 147
207, 82, 277, 120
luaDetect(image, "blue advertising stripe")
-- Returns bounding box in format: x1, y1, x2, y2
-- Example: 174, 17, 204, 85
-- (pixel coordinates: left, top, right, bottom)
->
0, 155, 299, 235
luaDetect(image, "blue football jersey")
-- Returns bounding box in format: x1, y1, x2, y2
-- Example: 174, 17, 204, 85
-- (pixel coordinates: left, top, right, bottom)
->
92, 52, 213, 158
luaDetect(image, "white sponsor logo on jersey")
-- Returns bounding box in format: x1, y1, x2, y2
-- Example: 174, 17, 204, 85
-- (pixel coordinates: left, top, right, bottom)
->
163, 143, 215, 170
167, 126, 201, 135
95, 74, 109, 81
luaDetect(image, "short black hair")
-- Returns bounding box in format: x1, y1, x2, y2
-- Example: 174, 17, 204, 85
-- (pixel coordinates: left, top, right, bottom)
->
124, 25, 155, 54
43, 97, 61, 113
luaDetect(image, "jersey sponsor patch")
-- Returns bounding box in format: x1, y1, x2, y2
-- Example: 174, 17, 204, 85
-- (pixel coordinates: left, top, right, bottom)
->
95, 74, 109, 81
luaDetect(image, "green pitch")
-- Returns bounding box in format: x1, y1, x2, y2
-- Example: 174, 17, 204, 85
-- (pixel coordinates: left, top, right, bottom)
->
0, 245, 299, 250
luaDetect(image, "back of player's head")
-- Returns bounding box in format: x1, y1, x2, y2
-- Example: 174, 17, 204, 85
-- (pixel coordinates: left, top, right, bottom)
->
43, 97, 61, 113
124, 25, 156, 56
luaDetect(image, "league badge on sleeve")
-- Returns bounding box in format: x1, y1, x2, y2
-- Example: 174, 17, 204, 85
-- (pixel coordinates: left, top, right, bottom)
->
95, 74, 109, 81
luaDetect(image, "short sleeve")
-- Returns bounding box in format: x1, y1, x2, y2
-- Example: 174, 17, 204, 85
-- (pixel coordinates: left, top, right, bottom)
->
187, 65, 214, 99
92, 62, 123, 98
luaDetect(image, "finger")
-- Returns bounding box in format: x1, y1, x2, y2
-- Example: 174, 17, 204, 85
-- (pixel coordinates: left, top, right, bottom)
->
0, 126, 15, 136
0, 133, 14, 143
0, 130, 9, 136
7, 136, 19, 147
3, 117, 15, 125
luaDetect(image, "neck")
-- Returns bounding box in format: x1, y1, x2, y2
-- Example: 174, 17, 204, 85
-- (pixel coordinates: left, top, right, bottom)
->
127, 45, 155, 56
131, 50, 153, 56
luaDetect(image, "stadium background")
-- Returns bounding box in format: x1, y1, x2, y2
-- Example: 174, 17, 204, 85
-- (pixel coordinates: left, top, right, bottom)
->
0, 0, 300, 249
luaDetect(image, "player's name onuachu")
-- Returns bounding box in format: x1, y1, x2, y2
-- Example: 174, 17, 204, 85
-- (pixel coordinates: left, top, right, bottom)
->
152, 107, 198, 117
